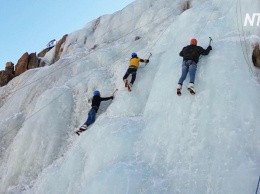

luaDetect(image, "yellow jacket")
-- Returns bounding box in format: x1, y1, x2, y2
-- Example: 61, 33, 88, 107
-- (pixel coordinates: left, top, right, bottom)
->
129, 57, 145, 69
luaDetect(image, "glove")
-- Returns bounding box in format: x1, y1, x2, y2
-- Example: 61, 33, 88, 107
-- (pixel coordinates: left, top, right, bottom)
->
111, 96, 114, 100
145, 59, 149, 63
208, 46, 212, 50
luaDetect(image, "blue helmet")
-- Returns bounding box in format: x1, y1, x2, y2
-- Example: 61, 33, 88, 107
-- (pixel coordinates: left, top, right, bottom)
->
93, 90, 100, 96
131, 52, 137, 57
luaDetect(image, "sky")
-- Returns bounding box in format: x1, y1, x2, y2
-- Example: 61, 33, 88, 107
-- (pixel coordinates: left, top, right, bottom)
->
0, 0, 134, 71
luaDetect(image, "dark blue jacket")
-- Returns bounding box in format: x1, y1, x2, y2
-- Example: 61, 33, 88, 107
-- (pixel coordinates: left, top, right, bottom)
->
91, 95, 113, 112
179, 45, 211, 63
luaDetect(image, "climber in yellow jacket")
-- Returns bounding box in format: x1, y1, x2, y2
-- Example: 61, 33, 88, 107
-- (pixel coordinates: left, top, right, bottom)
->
123, 52, 149, 90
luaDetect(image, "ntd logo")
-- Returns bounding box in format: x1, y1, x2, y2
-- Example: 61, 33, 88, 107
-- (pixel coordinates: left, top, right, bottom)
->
244, 13, 260, 26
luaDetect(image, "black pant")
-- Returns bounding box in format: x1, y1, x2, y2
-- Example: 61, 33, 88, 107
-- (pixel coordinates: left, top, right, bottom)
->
123, 68, 137, 84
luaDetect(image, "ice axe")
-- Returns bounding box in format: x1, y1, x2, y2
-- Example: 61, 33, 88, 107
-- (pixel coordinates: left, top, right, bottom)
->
145, 52, 152, 66
112, 88, 118, 97
103, 88, 118, 110
209, 37, 213, 46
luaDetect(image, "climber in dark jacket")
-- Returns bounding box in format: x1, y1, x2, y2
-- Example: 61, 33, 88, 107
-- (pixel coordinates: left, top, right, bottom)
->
177, 38, 212, 96
75, 90, 114, 135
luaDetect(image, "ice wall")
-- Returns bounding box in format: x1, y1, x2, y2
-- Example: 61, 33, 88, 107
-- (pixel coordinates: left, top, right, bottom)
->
0, 0, 260, 193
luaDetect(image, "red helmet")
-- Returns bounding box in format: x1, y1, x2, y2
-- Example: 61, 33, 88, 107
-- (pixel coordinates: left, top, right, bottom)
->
190, 38, 197, 45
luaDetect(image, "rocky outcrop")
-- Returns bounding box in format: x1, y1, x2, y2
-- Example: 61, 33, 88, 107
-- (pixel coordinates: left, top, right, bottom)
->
5, 62, 15, 75
37, 48, 51, 67
15, 52, 39, 76
28, 53, 39, 70
38, 48, 50, 58
15, 52, 29, 76
252, 43, 260, 68
183, 1, 190, 12
53, 34, 68, 63
0, 34, 68, 87
38, 34, 68, 66
0, 62, 15, 86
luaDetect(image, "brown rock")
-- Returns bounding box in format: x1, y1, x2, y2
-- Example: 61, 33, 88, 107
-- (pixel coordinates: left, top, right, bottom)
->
14, 52, 40, 76
37, 48, 50, 58
37, 48, 50, 67
15, 52, 29, 76
28, 52, 39, 69
37, 34, 68, 66
0, 70, 15, 87
38, 60, 46, 67
53, 34, 68, 63
252, 43, 260, 68
183, 1, 190, 12
5, 62, 14, 75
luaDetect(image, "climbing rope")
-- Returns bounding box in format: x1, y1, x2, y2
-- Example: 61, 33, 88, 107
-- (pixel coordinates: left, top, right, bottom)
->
236, 0, 253, 73
256, 176, 260, 194
0, 10, 176, 140
100, 11, 176, 92
0, 8, 154, 102
197, 0, 220, 40
147, 13, 174, 53
0, 69, 97, 139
